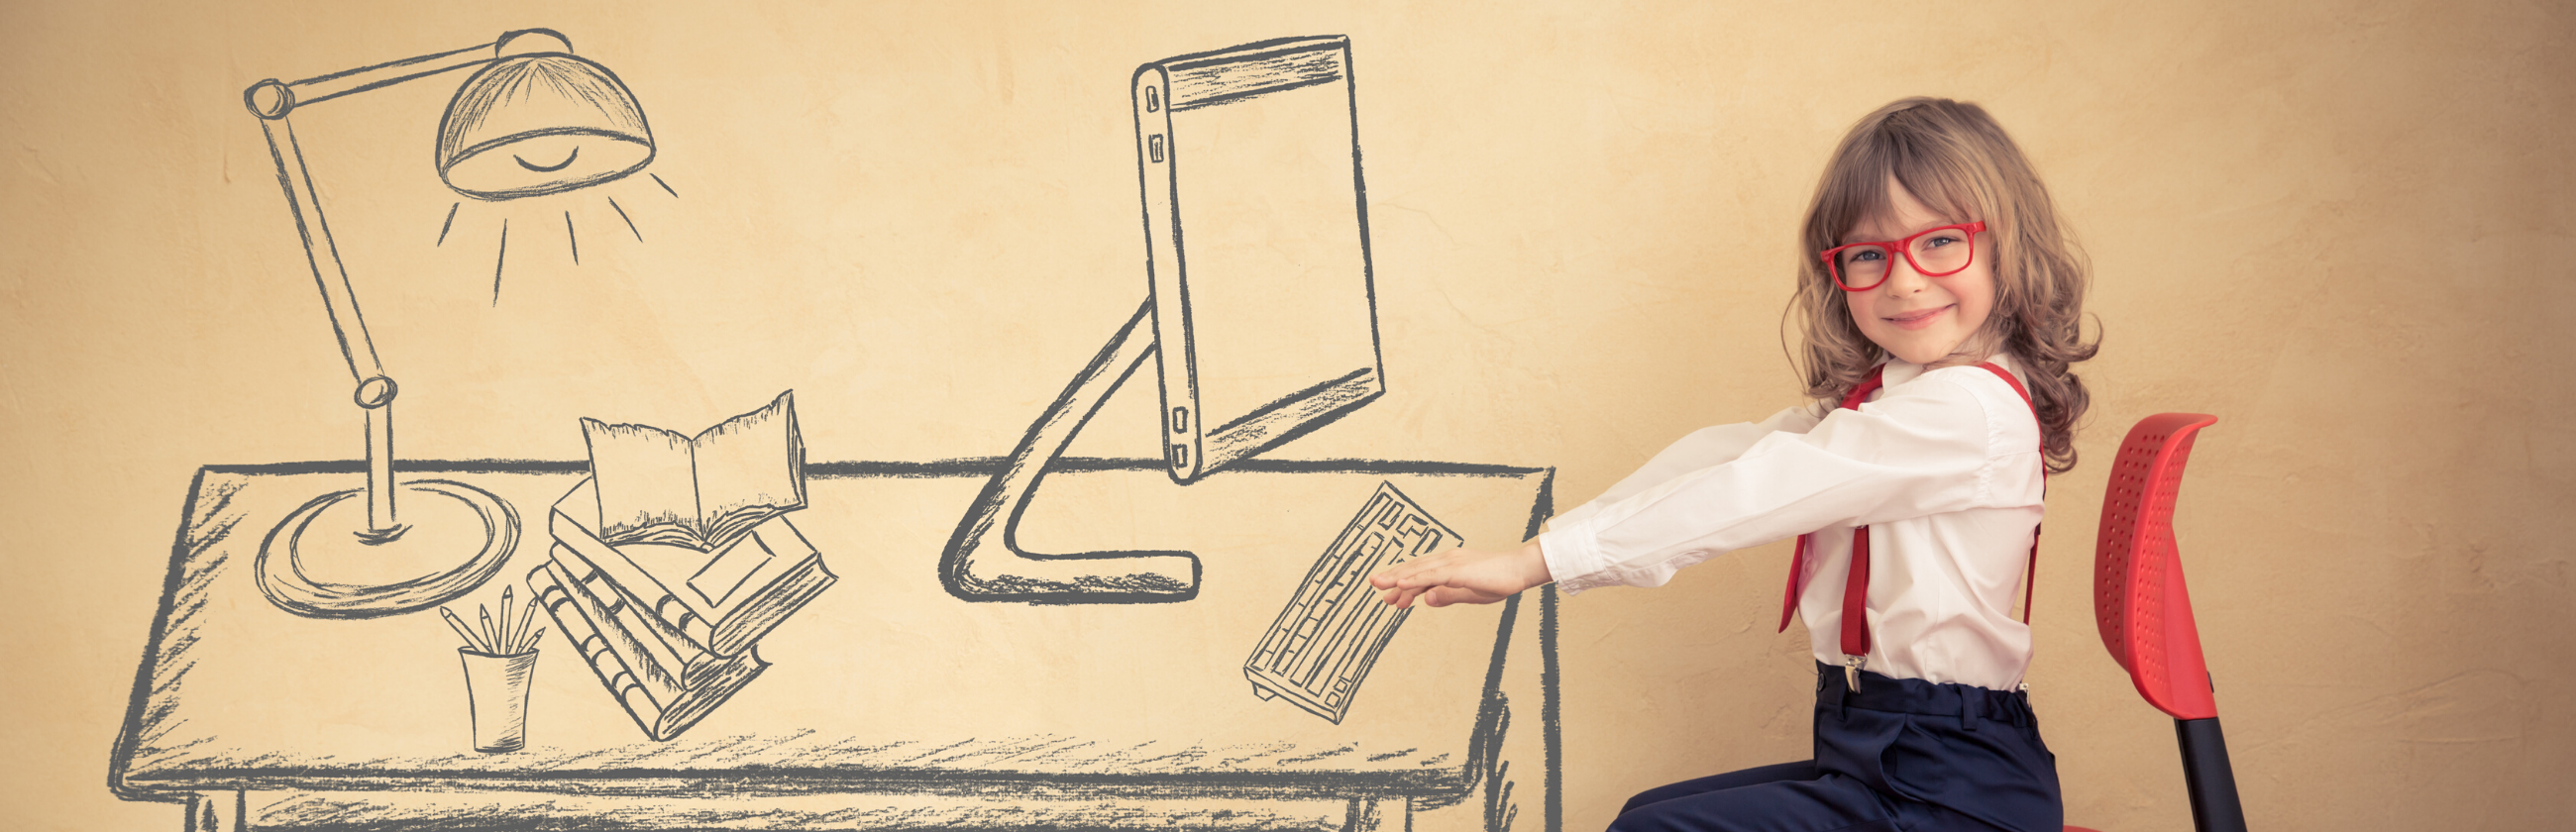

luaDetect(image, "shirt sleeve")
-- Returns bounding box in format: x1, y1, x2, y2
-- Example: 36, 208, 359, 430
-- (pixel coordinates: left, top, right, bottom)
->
1539, 369, 2025, 594
1545, 404, 1822, 533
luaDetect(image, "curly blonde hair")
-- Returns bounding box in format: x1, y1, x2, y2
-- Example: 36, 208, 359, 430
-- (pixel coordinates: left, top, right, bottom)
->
1786, 97, 2098, 473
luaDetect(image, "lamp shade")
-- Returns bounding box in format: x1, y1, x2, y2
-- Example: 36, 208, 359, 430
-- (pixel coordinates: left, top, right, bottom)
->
436, 52, 654, 200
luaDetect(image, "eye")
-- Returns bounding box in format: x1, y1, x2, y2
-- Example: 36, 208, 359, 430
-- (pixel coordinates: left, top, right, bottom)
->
1842, 248, 1885, 263
1922, 233, 1964, 249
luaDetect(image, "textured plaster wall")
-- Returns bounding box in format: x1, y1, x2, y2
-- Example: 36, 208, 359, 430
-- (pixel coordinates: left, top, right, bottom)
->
3, 2, 2569, 830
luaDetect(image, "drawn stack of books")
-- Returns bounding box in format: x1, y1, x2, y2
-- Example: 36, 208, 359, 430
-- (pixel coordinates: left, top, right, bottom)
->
528, 391, 836, 741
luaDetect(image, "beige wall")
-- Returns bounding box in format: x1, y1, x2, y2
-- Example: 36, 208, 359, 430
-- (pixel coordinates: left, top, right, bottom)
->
4, 1, 2570, 829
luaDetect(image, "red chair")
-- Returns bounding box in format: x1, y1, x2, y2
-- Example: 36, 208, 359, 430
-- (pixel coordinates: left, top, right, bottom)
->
2067, 413, 2248, 832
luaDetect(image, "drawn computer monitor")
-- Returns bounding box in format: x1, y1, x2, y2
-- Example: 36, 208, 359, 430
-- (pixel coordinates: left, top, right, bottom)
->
942, 36, 1382, 603
1136, 36, 1383, 482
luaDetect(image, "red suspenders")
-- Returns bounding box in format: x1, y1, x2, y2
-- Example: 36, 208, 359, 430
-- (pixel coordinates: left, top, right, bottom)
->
1773, 362, 2044, 689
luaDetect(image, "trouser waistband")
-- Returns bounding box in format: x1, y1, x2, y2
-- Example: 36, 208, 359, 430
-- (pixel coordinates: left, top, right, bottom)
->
1813, 661, 2037, 727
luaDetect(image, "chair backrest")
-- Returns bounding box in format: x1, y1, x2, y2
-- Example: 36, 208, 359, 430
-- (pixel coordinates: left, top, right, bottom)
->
2093, 413, 2220, 721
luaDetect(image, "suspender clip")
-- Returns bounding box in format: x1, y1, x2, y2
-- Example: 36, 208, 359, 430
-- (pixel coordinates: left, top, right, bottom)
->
1843, 655, 1866, 691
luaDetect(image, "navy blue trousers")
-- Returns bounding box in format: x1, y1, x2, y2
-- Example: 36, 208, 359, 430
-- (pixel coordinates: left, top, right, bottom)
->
1609, 664, 2062, 832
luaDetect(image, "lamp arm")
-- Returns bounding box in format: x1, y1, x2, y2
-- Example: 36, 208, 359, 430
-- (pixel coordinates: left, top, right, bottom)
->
254, 106, 403, 533
245, 45, 489, 118
238, 31, 550, 533
239, 30, 583, 541
250, 115, 384, 387
242, 29, 579, 120
940, 297, 1202, 603
236, 29, 552, 380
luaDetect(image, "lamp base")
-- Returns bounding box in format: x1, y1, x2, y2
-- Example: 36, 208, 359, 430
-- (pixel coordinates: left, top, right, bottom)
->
257, 478, 520, 619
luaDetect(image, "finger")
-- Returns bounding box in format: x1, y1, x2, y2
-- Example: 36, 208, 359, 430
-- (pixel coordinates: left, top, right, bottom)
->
1391, 563, 1458, 590
1377, 548, 1482, 599
1369, 565, 1425, 589
1368, 554, 1442, 588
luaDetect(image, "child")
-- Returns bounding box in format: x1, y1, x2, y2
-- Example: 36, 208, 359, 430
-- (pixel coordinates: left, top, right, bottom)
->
1369, 97, 2096, 832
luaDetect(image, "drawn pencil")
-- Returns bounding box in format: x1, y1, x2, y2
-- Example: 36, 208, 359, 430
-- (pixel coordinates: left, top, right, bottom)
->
510, 588, 541, 652
479, 606, 498, 654
440, 607, 486, 652
499, 586, 516, 653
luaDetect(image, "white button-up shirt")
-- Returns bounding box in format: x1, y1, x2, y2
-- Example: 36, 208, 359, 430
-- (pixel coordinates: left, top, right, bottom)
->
1538, 355, 2047, 690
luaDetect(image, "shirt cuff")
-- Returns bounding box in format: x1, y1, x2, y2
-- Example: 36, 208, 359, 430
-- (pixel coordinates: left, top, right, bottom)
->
1537, 516, 1614, 595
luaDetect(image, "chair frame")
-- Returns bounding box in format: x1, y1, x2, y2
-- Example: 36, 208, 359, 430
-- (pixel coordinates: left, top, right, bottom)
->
2091, 413, 2248, 832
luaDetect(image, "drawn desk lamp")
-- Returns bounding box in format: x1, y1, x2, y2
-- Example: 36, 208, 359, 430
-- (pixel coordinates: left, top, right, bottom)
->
943, 36, 1384, 604
241, 29, 653, 617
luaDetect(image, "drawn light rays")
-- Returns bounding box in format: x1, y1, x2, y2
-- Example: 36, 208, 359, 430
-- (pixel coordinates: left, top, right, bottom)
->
437, 171, 680, 305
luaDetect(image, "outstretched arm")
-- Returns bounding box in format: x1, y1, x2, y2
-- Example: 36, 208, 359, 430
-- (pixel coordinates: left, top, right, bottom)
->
1368, 540, 1554, 609
1539, 367, 2033, 594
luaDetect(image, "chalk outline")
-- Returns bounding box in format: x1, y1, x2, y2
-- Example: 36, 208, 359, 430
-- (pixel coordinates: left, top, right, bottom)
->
110, 459, 1561, 832
940, 36, 1385, 605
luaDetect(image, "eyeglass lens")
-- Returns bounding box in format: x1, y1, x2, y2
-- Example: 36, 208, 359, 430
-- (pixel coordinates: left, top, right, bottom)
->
1834, 228, 1975, 289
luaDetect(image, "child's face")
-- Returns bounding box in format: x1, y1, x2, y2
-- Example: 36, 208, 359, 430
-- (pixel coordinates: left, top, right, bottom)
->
1842, 178, 1995, 365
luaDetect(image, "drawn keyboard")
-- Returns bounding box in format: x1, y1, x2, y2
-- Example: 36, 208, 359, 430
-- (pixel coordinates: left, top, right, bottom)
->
1245, 481, 1462, 723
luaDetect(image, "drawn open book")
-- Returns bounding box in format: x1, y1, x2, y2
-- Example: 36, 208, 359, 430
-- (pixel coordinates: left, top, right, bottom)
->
581, 390, 805, 553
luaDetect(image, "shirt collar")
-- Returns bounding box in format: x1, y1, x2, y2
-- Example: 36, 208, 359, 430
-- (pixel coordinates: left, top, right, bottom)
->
1878, 351, 2024, 389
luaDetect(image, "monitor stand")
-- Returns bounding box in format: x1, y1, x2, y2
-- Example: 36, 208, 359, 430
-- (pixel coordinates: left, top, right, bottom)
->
940, 298, 1202, 603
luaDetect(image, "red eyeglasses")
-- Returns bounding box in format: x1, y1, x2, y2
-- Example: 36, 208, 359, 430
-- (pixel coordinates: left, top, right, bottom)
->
1818, 221, 1986, 292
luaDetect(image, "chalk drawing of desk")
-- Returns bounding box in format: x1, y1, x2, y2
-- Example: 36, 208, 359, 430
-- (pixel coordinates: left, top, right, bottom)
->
111, 460, 1559, 832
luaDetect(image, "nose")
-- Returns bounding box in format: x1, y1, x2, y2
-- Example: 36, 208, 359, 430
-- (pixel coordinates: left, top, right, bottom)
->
1878, 253, 1930, 294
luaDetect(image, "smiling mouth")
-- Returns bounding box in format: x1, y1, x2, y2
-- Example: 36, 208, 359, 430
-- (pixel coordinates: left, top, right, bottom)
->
1885, 305, 1953, 330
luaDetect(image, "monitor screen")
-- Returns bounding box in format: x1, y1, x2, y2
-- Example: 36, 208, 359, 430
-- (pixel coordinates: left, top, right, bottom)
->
1134, 36, 1383, 483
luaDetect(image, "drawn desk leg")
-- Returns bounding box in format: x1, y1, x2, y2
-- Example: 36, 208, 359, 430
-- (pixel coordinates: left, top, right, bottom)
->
1347, 795, 1409, 832
184, 791, 244, 832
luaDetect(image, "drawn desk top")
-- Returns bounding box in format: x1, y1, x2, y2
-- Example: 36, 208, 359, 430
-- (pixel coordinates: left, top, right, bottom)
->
112, 460, 1554, 806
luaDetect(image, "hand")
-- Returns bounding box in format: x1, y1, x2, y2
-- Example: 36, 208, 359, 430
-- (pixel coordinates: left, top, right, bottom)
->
1368, 541, 1553, 609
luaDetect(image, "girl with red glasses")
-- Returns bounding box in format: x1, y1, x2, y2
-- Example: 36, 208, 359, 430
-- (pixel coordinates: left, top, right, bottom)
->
1372, 97, 2097, 832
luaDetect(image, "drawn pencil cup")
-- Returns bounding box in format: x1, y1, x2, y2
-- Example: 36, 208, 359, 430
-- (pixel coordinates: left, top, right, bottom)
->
458, 646, 539, 753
